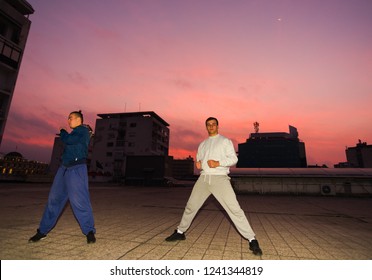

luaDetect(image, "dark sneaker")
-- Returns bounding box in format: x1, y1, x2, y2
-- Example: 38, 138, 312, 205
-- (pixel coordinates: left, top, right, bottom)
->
249, 239, 263, 256
165, 230, 186, 242
28, 229, 47, 243
86, 231, 96, 244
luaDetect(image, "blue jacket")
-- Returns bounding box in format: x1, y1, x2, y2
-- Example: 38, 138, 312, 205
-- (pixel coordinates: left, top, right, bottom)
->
60, 125, 91, 167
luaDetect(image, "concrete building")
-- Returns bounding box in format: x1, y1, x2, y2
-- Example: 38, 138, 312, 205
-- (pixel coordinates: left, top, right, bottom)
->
0, 0, 34, 145
237, 125, 307, 168
346, 140, 372, 168
90, 111, 170, 181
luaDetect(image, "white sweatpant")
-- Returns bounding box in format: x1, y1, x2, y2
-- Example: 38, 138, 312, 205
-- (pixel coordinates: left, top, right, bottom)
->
178, 175, 256, 240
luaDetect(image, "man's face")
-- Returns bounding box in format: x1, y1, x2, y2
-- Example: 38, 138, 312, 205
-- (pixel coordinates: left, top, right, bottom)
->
206, 119, 218, 136
68, 114, 81, 129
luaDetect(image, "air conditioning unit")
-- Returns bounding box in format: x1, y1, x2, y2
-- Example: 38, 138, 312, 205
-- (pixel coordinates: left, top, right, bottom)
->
320, 185, 336, 196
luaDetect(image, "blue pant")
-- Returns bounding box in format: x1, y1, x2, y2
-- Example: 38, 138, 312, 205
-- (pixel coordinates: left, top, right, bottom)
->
39, 164, 96, 235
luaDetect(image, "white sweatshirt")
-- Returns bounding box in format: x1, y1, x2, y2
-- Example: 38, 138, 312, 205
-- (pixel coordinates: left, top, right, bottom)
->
197, 134, 238, 175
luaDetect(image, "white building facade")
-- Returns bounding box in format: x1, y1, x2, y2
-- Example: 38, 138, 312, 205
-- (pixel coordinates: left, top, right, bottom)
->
90, 111, 170, 181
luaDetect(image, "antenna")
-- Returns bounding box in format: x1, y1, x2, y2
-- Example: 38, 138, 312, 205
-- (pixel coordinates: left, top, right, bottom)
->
253, 121, 259, 133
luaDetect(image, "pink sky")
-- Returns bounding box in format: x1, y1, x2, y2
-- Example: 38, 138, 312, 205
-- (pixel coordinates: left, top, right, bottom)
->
1, 0, 372, 167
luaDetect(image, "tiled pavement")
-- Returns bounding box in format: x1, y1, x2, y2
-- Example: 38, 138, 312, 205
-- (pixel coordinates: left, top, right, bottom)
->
1, 182, 372, 260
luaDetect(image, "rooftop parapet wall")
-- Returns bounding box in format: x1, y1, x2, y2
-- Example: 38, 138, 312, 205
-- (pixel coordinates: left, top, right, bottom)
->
230, 168, 372, 196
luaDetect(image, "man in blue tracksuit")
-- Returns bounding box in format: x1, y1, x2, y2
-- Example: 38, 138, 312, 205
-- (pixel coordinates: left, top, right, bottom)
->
29, 111, 96, 244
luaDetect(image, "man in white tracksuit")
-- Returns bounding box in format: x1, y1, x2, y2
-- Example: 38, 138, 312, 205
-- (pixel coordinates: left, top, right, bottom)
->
165, 117, 262, 256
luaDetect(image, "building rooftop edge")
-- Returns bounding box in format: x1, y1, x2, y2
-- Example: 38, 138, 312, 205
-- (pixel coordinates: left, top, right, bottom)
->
4, 0, 35, 15
97, 111, 170, 126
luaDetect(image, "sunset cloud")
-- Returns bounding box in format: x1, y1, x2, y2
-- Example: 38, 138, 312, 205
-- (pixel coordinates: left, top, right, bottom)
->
1, 0, 371, 168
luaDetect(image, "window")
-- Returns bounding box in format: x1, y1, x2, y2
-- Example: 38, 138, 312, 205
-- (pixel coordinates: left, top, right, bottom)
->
116, 140, 125, 147
11, 27, 21, 44
108, 133, 115, 139
0, 20, 6, 36
0, 14, 21, 44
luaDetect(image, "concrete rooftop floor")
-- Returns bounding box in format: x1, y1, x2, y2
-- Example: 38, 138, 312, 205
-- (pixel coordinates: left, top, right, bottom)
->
1, 182, 372, 260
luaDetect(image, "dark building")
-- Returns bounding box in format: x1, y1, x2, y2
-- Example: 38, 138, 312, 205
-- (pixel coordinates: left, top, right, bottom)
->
345, 140, 372, 168
0, 151, 48, 180
124, 155, 195, 186
0, 0, 34, 145
124, 155, 173, 186
237, 125, 307, 168
172, 155, 194, 179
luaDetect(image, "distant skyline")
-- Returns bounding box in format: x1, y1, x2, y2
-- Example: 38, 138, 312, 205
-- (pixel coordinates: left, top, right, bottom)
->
1, 0, 371, 166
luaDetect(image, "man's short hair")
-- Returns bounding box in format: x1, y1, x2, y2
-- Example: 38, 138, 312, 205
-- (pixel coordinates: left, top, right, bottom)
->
205, 117, 218, 126
70, 110, 84, 123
